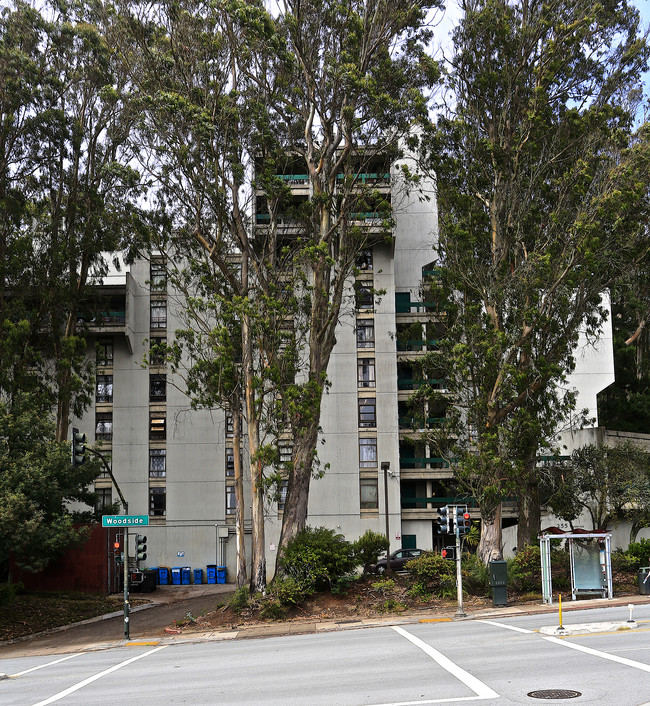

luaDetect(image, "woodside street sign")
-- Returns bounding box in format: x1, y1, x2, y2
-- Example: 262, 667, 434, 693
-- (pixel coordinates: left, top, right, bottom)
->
101, 514, 149, 527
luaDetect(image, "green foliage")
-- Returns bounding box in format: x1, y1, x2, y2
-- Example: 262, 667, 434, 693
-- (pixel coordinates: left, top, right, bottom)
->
270, 576, 312, 606
0, 581, 23, 608
507, 545, 542, 594
610, 549, 638, 574
405, 551, 456, 597
624, 539, 650, 571
0, 394, 99, 572
371, 578, 396, 596
460, 553, 489, 596
353, 530, 389, 572
278, 526, 356, 592
228, 587, 250, 614
259, 598, 286, 621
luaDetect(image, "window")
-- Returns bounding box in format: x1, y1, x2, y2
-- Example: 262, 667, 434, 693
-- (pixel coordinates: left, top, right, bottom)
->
355, 283, 374, 310
96, 374, 113, 403
357, 358, 375, 388
226, 448, 235, 477
360, 478, 378, 510
225, 413, 233, 438
150, 261, 167, 291
358, 398, 376, 428
356, 320, 375, 348
95, 412, 113, 441
359, 437, 377, 468
149, 449, 166, 478
150, 374, 166, 402
150, 414, 166, 440
95, 487, 112, 512
97, 340, 114, 367
150, 337, 166, 366
278, 479, 289, 511
150, 300, 167, 329
226, 485, 236, 515
150, 486, 166, 516
279, 442, 292, 465
357, 249, 373, 271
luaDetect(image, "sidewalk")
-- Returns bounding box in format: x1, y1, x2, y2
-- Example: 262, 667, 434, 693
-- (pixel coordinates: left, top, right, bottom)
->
0, 588, 648, 659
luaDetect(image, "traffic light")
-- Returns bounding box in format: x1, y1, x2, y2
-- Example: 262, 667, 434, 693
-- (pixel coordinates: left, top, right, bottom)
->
129, 569, 143, 585
455, 506, 471, 535
113, 540, 123, 563
441, 546, 456, 560
437, 505, 451, 533
71, 428, 87, 466
136, 534, 147, 562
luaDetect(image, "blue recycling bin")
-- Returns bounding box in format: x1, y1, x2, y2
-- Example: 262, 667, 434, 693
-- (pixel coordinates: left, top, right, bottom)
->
194, 568, 203, 585
158, 566, 171, 585
171, 567, 182, 585
206, 564, 217, 584
181, 567, 191, 585
217, 566, 227, 584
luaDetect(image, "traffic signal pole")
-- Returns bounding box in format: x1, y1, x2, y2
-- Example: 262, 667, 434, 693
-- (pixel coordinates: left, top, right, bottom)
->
123, 526, 130, 639
455, 520, 465, 617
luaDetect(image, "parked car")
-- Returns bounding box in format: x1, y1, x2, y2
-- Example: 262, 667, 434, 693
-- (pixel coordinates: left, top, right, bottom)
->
368, 548, 424, 574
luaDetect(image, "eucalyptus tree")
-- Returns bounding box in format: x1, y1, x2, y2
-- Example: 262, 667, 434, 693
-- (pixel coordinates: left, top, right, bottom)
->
428, 0, 650, 562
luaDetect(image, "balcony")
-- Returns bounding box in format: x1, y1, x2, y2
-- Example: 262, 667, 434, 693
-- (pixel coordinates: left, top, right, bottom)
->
398, 416, 445, 430
397, 377, 446, 391
399, 456, 449, 470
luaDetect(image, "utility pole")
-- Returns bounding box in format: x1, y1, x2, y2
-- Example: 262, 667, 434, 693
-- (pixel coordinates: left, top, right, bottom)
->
381, 462, 391, 573
453, 506, 466, 618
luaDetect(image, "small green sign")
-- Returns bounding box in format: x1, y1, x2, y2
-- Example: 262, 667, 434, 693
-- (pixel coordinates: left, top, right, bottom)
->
102, 514, 149, 527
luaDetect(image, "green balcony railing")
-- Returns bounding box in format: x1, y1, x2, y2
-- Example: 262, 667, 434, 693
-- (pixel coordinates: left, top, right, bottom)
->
397, 339, 440, 352
399, 456, 449, 469
398, 416, 445, 429
397, 378, 446, 390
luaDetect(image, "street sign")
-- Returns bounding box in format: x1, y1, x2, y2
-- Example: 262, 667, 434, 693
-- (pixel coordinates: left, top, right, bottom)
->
102, 514, 149, 527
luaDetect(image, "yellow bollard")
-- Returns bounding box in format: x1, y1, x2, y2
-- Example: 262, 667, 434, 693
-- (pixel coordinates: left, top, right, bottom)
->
558, 594, 563, 629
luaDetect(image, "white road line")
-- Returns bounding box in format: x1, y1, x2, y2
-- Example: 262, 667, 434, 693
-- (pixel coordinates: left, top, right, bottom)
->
12, 654, 80, 677
391, 626, 499, 701
543, 636, 650, 673
29, 645, 167, 706
477, 620, 534, 634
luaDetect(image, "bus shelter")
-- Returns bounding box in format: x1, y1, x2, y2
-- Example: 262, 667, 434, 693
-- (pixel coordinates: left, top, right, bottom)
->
539, 527, 612, 605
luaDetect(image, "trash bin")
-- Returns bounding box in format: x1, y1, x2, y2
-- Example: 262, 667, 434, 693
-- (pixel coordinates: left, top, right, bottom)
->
171, 567, 182, 585
217, 566, 227, 584
194, 568, 203, 585
158, 566, 171, 585
638, 567, 650, 595
206, 564, 217, 584
139, 569, 158, 593
181, 567, 191, 585
148, 566, 159, 584
489, 560, 508, 607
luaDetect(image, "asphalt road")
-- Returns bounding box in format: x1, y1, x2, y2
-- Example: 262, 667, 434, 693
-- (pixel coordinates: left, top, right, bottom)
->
2, 604, 650, 705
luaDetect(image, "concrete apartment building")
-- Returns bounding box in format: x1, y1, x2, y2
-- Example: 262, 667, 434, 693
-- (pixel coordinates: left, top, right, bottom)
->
75, 157, 615, 581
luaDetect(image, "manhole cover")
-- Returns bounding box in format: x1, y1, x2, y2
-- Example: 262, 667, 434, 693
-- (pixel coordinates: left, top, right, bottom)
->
527, 690, 582, 700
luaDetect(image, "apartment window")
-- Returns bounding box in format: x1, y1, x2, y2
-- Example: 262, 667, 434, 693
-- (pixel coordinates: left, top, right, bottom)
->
357, 249, 373, 271
355, 283, 374, 310
149, 449, 166, 478
360, 478, 378, 510
279, 442, 293, 465
356, 320, 375, 348
150, 261, 167, 291
278, 479, 289, 511
358, 397, 376, 428
150, 413, 166, 440
95, 412, 113, 441
95, 487, 112, 512
226, 485, 236, 515
149, 486, 166, 516
359, 437, 378, 468
96, 339, 114, 367
149, 337, 166, 366
225, 413, 233, 438
150, 300, 167, 329
357, 358, 375, 388
96, 374, 113, 403
150, 374, 166, 402
98, 453, 111, 478
226, 448, 235, 477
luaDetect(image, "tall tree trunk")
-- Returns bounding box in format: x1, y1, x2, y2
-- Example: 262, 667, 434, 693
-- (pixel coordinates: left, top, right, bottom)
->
232, 403, 247, 589
517, 464, 541, 551
478, 502, 503, 564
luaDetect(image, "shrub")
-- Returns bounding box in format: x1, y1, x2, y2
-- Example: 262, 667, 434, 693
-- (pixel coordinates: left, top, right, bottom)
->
508, 544, 542, 594
353, 530, 389, 572
278, 526, 356, 591
611, 549, 637, 574
625, 539, 650, 571
270, 576, 311, 606
0, 581, 22, 608
405, 551, 455, 597
260, 598, 286, 621
228, 586, 250, 614
461, 553, 489, 596
371, 578, 396, 596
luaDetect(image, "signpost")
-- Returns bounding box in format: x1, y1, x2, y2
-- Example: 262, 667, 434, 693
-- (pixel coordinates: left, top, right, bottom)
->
102, 515, 149, 639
